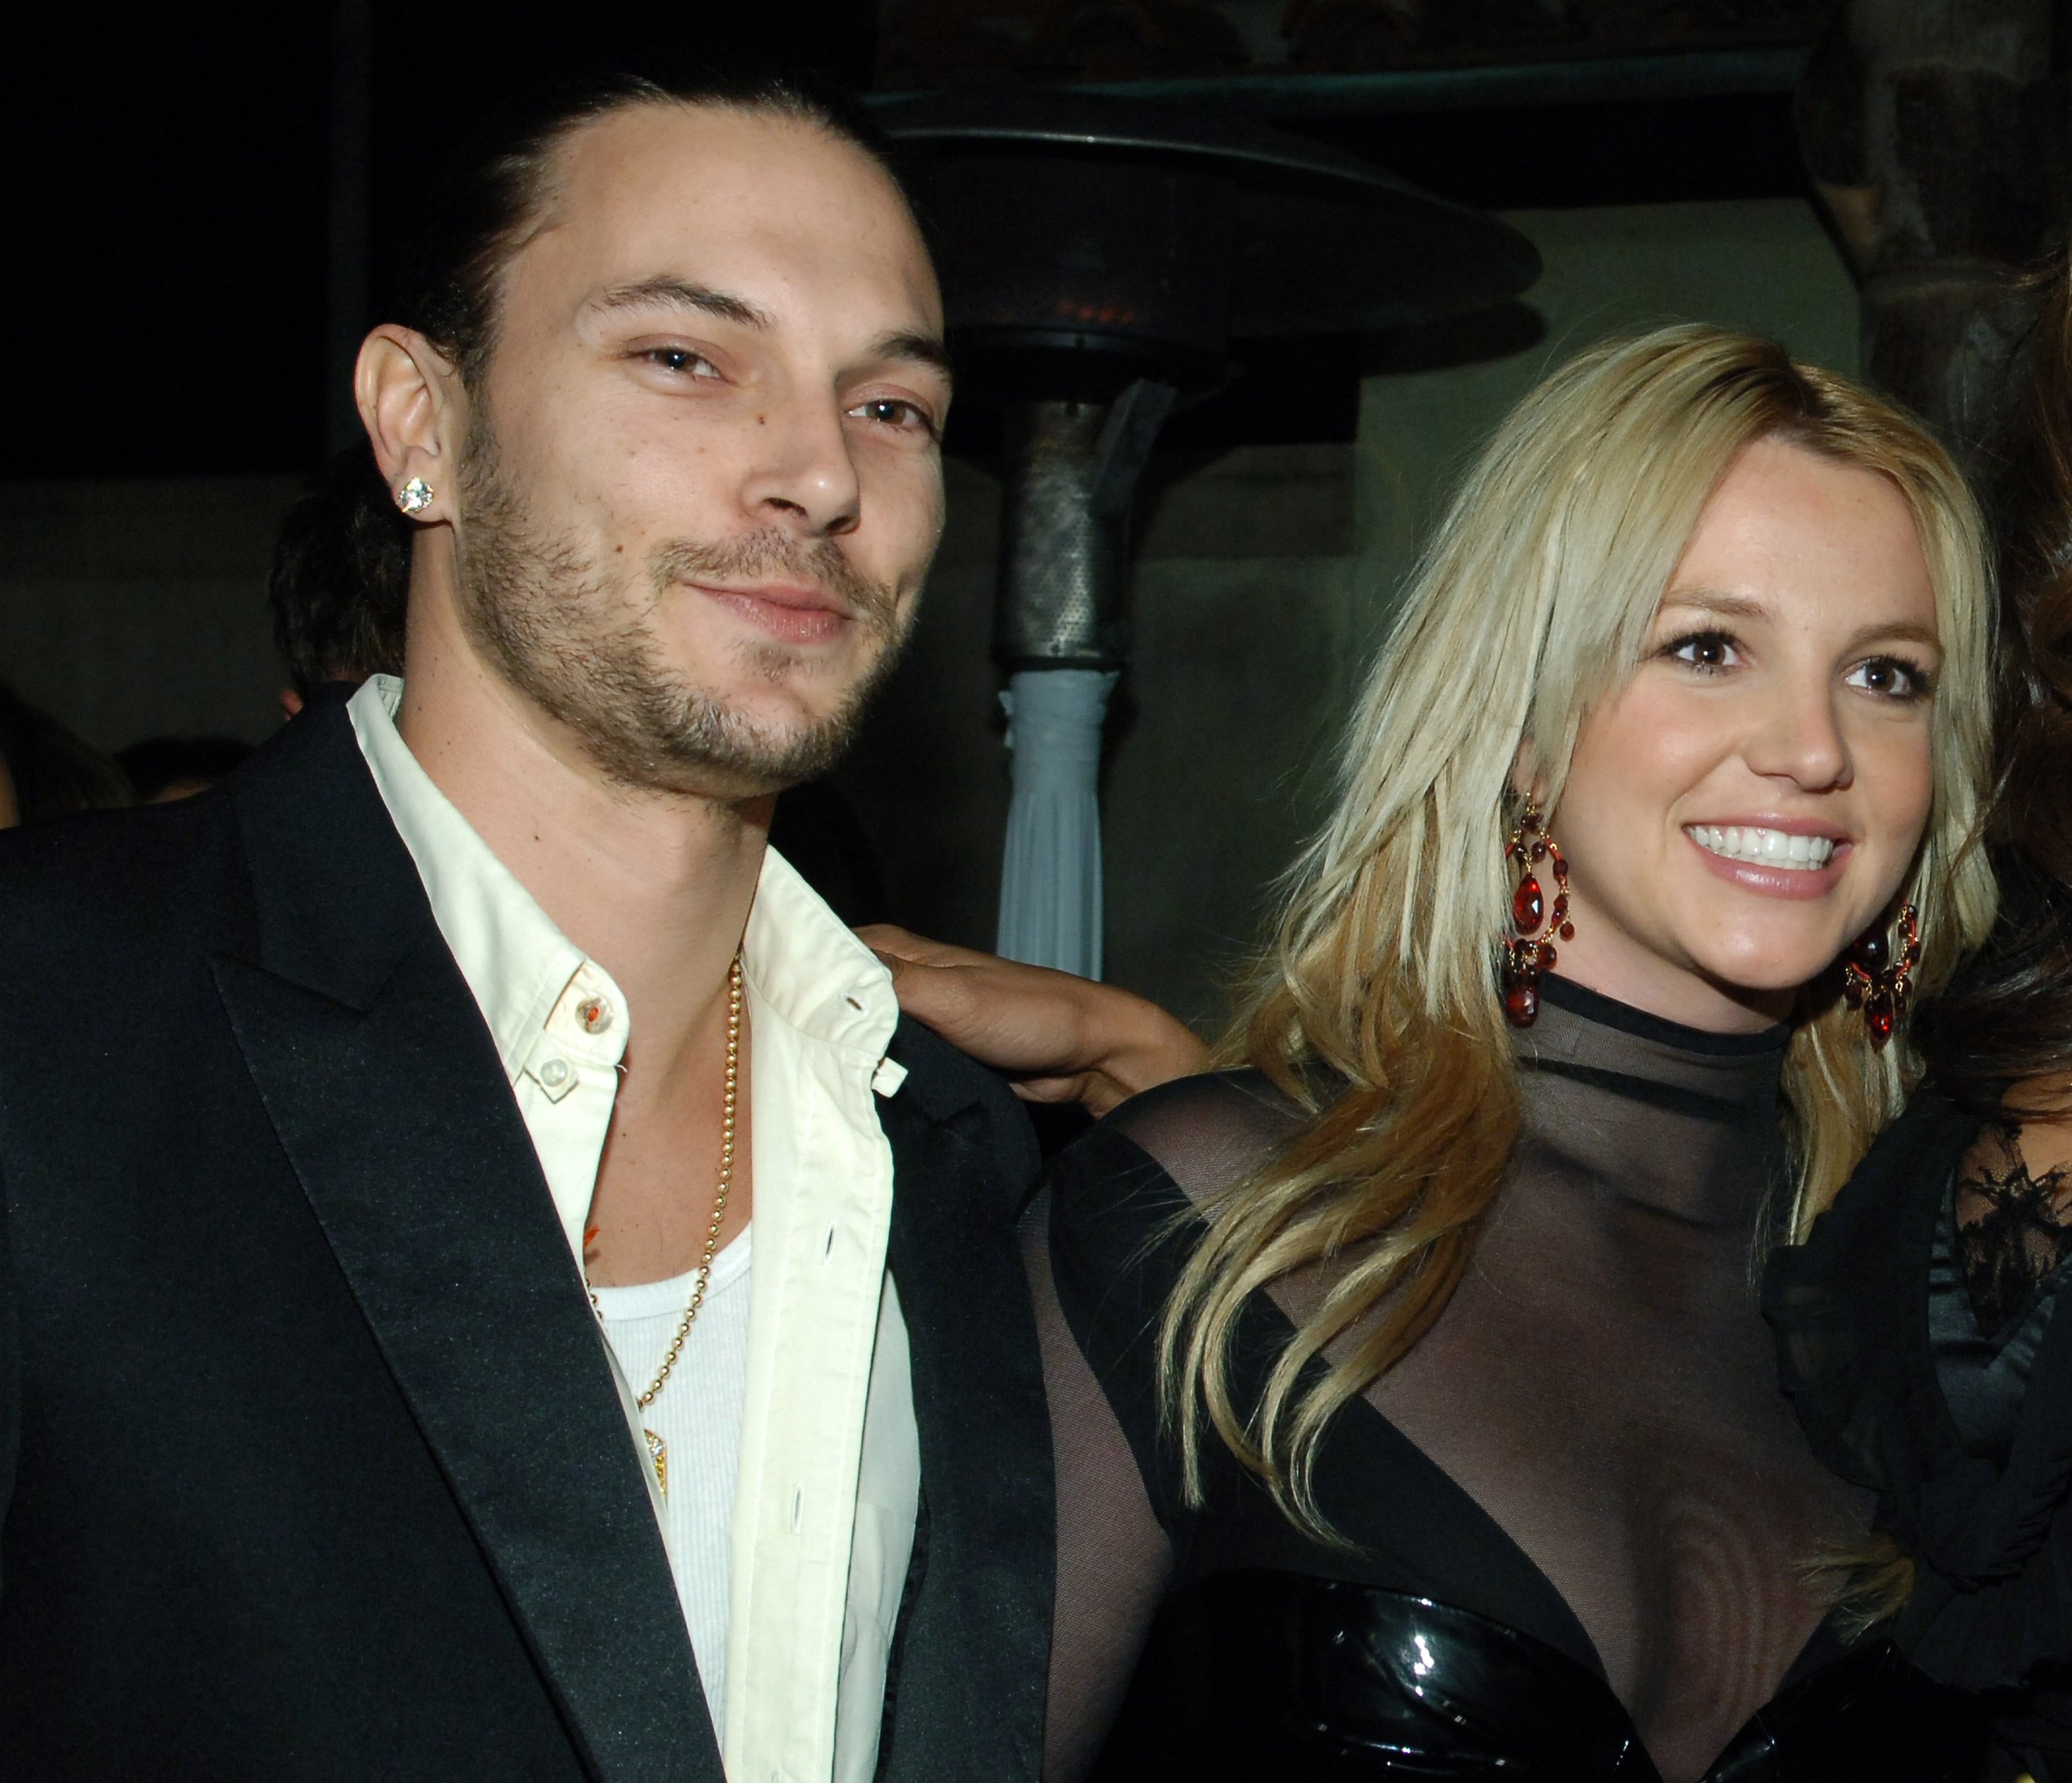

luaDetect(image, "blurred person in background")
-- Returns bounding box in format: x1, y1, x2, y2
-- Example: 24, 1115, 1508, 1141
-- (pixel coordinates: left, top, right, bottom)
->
115, 735, 254, 804
1754, 244, 2072, 1782
0, 682, 133, 826
267, 445, 409, 719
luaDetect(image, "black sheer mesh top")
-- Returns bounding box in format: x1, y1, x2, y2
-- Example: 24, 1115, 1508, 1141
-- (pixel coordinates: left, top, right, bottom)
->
1028, 976, 1991, 1783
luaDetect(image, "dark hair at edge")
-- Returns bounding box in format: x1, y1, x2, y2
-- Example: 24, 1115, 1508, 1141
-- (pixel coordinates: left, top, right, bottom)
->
270, 443, 412, 693
0, 684, 134, 822
314, 67, 908, 684
1915, 243, 2072, 1113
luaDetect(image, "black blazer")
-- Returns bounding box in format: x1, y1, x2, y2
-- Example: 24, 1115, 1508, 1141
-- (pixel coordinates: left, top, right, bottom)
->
0, 691, 1053, 1780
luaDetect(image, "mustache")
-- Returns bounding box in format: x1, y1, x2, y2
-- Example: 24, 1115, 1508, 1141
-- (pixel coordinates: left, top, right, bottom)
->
648, 532, 901, 635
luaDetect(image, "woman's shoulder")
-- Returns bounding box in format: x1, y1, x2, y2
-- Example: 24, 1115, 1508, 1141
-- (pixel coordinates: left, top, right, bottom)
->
1097, 1068, 1310, 1207
1041, 1068, 1304, 1249
1041, 1070, 1311, 1352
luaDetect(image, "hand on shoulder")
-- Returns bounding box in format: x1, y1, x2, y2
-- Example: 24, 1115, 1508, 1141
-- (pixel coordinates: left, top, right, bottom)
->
858, 925, 1207, 1117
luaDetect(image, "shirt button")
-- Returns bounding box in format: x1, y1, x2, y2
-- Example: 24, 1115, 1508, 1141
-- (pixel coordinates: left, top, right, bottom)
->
576, 996, 613, 1035
539, 1056, 572, 1089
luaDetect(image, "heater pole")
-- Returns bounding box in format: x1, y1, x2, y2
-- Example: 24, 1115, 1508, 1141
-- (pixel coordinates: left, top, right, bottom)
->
991, 384, 1174, 976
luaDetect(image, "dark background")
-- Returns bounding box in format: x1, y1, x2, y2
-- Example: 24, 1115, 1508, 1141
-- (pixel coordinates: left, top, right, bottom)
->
1, 3, 1814, 483
0, 4, 876, 481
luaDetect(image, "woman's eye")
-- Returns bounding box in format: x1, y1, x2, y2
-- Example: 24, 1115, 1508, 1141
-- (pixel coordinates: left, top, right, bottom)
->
642, 347, 720, 379
1847, 656, 1933, 700
848, 396, 937, 436
1667, 631, 1742, 673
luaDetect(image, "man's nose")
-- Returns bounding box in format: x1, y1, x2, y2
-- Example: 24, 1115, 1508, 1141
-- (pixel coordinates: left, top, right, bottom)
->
740, 393, 862, 537
1746, 673, 1852, 791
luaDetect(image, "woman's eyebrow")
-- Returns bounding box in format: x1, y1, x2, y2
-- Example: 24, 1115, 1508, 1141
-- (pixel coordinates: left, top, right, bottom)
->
1660, 588, 1941, 654
1657, 588, 1767, 622
1845, 618, 1942, 653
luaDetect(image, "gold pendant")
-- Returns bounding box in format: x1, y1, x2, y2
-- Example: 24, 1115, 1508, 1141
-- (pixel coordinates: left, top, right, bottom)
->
644, 1427, 669, 1500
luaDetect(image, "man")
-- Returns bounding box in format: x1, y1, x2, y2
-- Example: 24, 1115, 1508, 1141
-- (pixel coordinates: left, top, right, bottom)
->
0, 73, 1050, 1781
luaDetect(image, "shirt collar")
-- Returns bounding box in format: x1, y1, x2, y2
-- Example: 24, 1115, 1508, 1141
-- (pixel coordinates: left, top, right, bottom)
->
349, 675, 596, 1084
347, 673, 899, 1075
742, 848, 897, 1063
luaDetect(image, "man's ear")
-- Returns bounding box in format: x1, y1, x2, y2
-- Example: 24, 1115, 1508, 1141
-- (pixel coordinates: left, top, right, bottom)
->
355, 326, 464, 523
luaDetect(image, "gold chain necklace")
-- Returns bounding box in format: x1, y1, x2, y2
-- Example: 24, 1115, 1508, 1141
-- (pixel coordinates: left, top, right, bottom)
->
588, 952, 743, 1501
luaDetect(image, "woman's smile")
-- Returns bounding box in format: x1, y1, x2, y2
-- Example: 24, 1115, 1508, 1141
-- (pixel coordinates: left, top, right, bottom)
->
1683, 821, 1852, 900
1683, 823, 1841, 870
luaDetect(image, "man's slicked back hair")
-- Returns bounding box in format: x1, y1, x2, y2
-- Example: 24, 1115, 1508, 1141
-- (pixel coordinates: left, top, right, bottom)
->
392, 68, 903, 390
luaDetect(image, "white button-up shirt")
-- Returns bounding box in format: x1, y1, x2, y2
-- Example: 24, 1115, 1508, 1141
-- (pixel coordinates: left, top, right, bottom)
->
349, 675, 921, 1783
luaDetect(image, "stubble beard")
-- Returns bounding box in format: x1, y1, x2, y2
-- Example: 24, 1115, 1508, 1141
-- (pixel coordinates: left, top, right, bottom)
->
451, 431, 911, 799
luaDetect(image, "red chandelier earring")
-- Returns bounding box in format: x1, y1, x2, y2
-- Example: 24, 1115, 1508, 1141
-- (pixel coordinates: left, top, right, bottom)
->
1502, 802, 1572, 1028
1841, 902, 1921, 1047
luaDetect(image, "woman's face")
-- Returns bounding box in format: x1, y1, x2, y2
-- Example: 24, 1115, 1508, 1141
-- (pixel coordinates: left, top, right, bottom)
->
1548, 436, 1941, 1032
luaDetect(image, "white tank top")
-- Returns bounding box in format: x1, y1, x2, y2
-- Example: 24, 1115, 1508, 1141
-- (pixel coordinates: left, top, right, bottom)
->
591, 1228, 754, 1734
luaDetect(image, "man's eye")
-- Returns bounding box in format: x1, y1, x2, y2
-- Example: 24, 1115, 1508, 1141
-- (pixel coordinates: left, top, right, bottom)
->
643, 347, 719, 378
849, 397, 937, 436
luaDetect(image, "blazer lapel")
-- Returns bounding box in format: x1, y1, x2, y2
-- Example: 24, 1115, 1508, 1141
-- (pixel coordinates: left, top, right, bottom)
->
874, 1018, 1052, 1782
215, 696, 722, 1783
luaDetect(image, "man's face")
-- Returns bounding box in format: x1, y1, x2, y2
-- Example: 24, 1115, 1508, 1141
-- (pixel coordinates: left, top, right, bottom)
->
450, 104, 950, 798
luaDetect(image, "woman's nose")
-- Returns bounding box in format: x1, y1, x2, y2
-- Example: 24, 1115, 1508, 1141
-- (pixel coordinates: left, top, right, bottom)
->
1745, 677, 1852, 792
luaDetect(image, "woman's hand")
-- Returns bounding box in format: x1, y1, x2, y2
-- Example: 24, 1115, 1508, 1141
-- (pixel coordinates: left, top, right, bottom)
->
858, 925, 1208, 1117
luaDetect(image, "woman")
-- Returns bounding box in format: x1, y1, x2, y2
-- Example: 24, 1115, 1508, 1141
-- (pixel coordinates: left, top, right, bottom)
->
905, 323, 2002, 1782
1760, 262, 2072, 1782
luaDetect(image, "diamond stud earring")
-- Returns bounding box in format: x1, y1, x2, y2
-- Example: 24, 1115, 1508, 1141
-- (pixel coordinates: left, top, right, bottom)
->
396, 476, 434, 515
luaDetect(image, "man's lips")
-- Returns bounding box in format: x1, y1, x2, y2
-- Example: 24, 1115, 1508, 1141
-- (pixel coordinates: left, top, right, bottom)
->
687, 580, 852, 644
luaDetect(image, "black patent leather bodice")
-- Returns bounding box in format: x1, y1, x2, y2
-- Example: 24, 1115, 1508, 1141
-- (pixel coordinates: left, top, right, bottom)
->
1176, 1572, 1986, 1782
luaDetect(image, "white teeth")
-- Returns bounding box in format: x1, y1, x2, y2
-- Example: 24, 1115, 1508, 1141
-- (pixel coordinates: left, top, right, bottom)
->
1686, 825, 1836, 871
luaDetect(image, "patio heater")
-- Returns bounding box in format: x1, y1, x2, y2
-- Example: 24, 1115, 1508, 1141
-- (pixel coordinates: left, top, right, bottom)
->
876, 92, 1538, 977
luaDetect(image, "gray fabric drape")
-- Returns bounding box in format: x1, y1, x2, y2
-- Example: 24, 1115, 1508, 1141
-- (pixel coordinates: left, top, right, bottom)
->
995, 667, 1117, 980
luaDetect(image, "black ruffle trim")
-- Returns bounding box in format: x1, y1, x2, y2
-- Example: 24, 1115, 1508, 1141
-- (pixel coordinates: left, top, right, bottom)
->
1764, 1092, 2072, 1690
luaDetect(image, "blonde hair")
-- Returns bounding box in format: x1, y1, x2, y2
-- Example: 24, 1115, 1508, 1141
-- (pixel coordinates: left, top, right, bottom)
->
1162, 324, 1999, 1538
